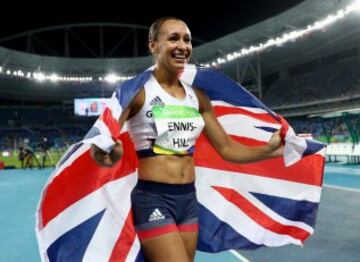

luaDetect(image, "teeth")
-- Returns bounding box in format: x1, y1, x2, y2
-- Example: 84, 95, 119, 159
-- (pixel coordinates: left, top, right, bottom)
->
173, 54, 186, 59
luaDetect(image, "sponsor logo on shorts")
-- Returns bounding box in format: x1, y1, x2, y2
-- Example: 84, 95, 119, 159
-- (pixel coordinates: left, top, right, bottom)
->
148, 208, 165, 221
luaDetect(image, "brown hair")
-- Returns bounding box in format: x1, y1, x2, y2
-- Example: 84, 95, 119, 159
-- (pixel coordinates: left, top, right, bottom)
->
148, 17, 184, 42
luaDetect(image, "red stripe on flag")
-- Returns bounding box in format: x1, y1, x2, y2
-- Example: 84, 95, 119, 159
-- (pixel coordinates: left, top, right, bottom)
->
213, 106, 279, 124
109, 210, 137, 262
194, 135, 324, 186
100, 107, 121, 139
40, 133, 137, 228
213, 186, 310, 241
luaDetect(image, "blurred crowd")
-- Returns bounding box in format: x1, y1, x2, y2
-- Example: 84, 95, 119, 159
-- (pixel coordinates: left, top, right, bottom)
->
289, 116, 359, 143
264, 59, 360, 107
0, 125, 89, 151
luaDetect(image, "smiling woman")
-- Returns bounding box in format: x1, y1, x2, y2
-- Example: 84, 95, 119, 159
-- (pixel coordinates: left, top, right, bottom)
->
90, 17, 283, 262
148, 17, 192, 74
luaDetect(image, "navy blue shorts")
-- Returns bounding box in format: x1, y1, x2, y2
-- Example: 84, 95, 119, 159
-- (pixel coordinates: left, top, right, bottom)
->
131, 180, 199, 240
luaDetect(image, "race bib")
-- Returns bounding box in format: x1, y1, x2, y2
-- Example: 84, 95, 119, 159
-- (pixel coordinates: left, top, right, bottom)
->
152, 105, 205, 154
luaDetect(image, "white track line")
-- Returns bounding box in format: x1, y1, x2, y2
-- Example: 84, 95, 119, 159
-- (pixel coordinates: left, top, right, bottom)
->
324, 184, 360, 193
229, 250, 250, 262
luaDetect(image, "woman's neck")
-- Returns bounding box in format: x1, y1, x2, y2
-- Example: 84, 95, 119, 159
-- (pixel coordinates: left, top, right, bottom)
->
153, 66, 181, 87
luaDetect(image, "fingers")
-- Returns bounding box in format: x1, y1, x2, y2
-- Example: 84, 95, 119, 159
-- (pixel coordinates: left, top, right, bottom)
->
91, 141, 123, 167
98, 153, 115, 167
270, 144, 284, 158
274, 129, 281, 136
268, 129, 283, 151
91, 144, 110, 167
110, 140, 123, 163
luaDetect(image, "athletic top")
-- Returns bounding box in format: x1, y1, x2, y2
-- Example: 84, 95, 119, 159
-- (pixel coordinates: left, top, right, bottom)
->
127, 74, 205, 157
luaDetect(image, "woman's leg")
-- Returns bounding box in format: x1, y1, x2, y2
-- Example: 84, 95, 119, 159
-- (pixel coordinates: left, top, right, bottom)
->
140, 231, 190, 262
180, 231, 198, 261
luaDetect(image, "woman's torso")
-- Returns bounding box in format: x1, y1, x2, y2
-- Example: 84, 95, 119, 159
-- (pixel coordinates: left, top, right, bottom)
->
127, 74, 204, 184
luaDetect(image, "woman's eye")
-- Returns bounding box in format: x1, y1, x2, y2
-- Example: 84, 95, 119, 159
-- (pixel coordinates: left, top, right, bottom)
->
168, 36, 178, 41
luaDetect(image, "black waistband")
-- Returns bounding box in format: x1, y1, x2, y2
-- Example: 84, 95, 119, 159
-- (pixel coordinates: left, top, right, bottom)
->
136, 149, 193, 159
134, 179, 196, 194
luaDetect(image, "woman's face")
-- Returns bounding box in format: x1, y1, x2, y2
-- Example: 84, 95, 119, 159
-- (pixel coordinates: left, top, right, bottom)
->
149, 19, 192, 73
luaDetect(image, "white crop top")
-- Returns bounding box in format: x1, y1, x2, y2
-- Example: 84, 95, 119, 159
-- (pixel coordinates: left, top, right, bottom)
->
127, 74, 205, 156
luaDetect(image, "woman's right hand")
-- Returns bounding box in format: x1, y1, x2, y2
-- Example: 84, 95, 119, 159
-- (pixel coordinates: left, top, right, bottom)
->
90, 140, 123, 167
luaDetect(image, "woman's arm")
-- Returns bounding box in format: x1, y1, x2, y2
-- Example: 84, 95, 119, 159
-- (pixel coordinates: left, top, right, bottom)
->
91, 89, 145, 167
195, 88, 284, 164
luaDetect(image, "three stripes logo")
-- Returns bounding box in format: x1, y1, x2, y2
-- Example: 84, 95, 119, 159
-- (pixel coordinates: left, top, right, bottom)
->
148, 208, 166, 221
150, 96, 165, 107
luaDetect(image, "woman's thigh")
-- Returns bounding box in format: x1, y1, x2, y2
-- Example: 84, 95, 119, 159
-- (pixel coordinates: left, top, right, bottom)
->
140, 231, 190, 262
180, 231, 198, 261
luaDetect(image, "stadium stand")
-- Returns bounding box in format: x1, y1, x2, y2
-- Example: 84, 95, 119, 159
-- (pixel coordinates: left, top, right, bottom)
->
1, 0, 360, 167
264, 58, 360, 107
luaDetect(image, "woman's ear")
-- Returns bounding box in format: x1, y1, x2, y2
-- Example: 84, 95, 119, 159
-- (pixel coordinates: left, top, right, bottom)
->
148, 41, 156, 55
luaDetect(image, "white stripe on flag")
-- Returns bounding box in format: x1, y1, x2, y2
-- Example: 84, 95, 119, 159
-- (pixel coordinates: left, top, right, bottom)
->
38, 173, 136, 248
218, 114, 281, 142
86, 119, 115, 152
180, 64, 197, 85
195, 167, 321, 203
196, 177, 302, 246
196, 167, 314, 235
211, 101, 270, 114
284, 127, 308, 166
107, 92, 123, 121
82, 208, 128, 261
82, 175, 136, 261
125, 238, 141, 262
238, 188, 313, 233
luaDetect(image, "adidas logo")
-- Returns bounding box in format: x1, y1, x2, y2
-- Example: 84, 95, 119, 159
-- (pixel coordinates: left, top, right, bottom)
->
150, 96, 165, 107
148, 208, 165, 222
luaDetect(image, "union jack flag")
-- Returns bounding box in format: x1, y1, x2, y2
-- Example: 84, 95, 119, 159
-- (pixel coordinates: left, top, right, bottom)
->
36, 65, 325, 261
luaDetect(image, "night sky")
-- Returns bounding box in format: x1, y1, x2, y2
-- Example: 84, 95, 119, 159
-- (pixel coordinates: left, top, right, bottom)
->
0, 0, 305, 57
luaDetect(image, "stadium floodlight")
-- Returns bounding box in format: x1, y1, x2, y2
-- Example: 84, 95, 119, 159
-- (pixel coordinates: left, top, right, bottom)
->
13, 70, 23, 76
104, 74, 119, 83
49, 74, 59, 82
33, 72, 46, 82
102, 74, 133, 83
3, 1, 358, 83
350, 0, 360, 11
203, 1, 360, 67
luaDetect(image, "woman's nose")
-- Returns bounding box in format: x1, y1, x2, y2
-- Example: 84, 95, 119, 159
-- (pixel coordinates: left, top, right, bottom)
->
177, 40, 187, 50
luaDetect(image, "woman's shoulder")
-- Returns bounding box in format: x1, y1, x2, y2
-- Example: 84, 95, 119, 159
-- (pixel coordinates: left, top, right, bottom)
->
191, 86, 212, 112
128, 87, 145, 118
192, 86, 208, 100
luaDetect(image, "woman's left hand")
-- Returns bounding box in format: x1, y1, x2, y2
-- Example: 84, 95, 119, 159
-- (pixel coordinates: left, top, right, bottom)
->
269, 130, 283, 150
268, 130, 284, 157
